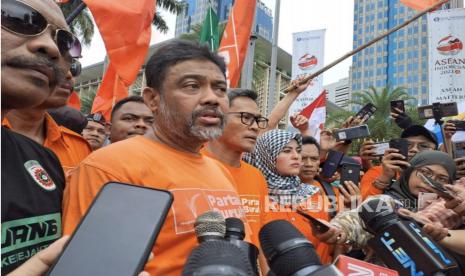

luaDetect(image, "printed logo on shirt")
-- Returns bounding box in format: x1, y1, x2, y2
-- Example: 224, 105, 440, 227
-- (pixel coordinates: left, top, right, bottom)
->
170, 188, 245, 234
1, 213, 61, 270
24, 160, 56, 191
240, 195, 260, 217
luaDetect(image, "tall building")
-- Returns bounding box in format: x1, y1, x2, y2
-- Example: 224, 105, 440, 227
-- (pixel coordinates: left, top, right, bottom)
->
175, 0, 273, 41
350, 0, 463, 110
324, 78, 350, 110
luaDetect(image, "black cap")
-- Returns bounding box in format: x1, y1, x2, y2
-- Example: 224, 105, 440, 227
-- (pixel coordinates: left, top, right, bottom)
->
86, 113, 106, 126
401, 125, 438, 148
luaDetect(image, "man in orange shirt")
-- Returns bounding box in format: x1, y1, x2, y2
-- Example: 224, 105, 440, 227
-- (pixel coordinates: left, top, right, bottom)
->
82, 113, 107, 151
5, 68, 91, 175
62, 40, 249, 275
203, 88, 270, 245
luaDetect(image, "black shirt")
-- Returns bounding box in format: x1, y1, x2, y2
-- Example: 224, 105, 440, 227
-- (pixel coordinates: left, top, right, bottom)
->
1, 127, 65, 274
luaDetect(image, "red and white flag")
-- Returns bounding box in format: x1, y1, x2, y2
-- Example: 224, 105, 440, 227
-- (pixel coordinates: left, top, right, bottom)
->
300, 90, 326, 139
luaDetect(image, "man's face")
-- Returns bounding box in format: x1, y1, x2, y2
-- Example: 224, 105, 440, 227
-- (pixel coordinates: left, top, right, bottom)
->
406, 135, 436, 160
109, 101, 154, 143
147, 59, 228, 145
218, 97, 261, 153
1, 0, 70, 110
40, 70, 74, 109
299, 144, 320, 183
82, 121, 106, 150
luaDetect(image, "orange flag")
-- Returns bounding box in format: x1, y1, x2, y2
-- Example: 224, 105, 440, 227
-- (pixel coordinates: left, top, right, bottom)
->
400, 0, 442, 11
218, 0, 257, 88
67, 91, 81, 111
86, 0, 155, 120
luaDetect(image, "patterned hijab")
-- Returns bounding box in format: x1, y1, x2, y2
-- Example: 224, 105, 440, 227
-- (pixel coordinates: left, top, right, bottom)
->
244, 129, 319, 205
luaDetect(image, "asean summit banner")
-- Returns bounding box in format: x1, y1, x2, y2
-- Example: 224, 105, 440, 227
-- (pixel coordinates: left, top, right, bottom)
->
289, 29, 325, 134
428, 8, 465, 103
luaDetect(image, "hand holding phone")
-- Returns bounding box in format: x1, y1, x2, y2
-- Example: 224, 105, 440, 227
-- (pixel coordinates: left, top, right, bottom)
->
333, 124, 371, 142
418, 173, 456, 200
296, 209, 330, 233
354, 103, 377, 124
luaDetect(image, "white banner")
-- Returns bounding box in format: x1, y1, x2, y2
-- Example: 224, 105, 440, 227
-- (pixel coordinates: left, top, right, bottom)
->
428, 9, 465, 103
289, 30, 326, 125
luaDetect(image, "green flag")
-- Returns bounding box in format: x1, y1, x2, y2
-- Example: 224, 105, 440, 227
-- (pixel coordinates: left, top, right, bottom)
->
199, 5, 219, 51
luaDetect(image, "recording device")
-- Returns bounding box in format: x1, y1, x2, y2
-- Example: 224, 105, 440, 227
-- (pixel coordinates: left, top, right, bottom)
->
390, 100, 405, 114
389, 138, 409, 160
452, 140, 465, 159
418, 173, 455, 200
418, 102, 458, 120
333, 124, 370, 142
372, 141, 390, 157
47, 182, 173, 276
359, 198, 457, 275
194, 211, 226, 243
449, 120, 465, 131
354, 103, 377, 124
321, 150, 344, 178
296, 209, 330, 233
340, 163, 361, 186
259, 220, 342, 276
225, 218, 259, 275
183, 240, 254, 276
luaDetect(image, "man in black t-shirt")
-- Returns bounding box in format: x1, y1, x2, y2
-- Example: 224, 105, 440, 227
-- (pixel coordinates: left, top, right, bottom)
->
1, 0, 75, 273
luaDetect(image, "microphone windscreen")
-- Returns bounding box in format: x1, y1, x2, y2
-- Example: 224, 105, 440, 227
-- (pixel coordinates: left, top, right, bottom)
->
182, 240, 254, 276
225, 217, 245, 240
259, 220, 321, 276
359, 198, 398, 234
194, 211, 226, 240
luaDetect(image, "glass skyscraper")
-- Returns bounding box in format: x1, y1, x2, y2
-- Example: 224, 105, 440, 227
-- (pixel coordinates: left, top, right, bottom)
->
350, 0, 463, 109
175, 0, 273, 41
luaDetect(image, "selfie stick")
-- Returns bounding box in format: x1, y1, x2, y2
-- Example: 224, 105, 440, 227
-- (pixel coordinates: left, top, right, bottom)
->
282, 0, 449, 93
65, 1, 87, 25
432, 103, 449, 154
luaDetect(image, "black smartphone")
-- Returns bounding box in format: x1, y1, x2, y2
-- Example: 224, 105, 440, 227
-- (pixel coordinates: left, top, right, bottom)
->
372, 141, 390, 157
390, 100, 405, 114
450, 120, 465, 131
354, 103, 377, 124
333, 124, 371, 142
296, 209, 330, 233
340, 163, 361, 186
452, 141, 465, 159
418, 174, 455, 200
389, 138, 409, 160
47, 182, 173, 276
321, 150, 344, 178
418, 102, 458, 119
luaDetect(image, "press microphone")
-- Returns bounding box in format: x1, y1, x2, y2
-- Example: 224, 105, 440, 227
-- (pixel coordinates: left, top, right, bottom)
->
182, 240, 254, 276
225, 218, 259, 275
359, 198, 457, 275
194, 211, 226, 243
259, 220, 342, 276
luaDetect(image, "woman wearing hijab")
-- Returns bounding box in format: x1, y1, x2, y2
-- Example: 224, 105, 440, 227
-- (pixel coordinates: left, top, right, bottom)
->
315, 151, 464, 259
245, 129, 334, 263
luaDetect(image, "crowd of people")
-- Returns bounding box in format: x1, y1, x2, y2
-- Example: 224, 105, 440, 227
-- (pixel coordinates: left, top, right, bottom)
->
2, 0, 465, 275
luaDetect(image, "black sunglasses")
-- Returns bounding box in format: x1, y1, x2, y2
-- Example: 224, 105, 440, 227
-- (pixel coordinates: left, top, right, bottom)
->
1, 0, 82, 59
70, 58, 81, 77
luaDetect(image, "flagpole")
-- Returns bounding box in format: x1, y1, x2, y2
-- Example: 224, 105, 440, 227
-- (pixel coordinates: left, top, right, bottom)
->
240, 0, 258, 89
266, 0, 281, 116
66, 0, 87, 25
282, 0, 450, 93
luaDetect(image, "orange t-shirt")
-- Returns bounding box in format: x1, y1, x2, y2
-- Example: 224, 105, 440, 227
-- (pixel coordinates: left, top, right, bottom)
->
63, 136, 248, 275
264, 185, 333, 264
3, 114, 91, 176
360, 166, 384, 200
202, 149, 269, 246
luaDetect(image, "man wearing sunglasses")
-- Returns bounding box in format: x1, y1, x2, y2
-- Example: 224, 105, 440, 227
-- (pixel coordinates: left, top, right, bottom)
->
1, 0, 81, 273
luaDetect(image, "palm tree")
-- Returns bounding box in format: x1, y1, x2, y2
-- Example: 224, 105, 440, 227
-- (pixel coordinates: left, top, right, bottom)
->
154, 0, 186, 33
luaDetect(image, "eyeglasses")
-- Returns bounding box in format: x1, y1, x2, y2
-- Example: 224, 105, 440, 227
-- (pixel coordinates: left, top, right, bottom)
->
70, 58, 81, 77
1, 0, 82, 59
407, 141, 435, 151
228, 112, 269, 129
416, 167, 450, 186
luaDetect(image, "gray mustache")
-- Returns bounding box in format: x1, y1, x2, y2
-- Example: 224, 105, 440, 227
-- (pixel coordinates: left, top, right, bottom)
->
6, 54, 66, 86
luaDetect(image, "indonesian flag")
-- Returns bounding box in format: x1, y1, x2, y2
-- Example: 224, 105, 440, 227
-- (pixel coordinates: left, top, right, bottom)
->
218, 0, 256, 88
300, 90, 326, 139
67, 91, 81, 111
87, 0, 156, 120
400, 0, 443, 11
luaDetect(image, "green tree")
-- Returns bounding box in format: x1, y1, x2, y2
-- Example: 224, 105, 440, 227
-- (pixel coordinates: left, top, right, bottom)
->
80, 89, 97, 115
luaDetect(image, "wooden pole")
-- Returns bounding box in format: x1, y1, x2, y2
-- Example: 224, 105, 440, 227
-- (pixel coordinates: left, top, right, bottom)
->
283, 0, 449, 93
